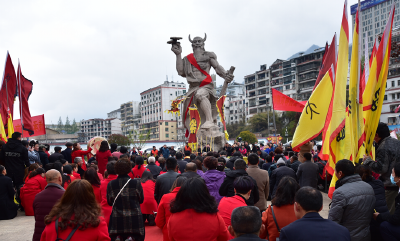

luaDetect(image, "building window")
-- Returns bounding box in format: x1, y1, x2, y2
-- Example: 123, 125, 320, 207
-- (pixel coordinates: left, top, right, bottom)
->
165, 128, 169, 132
166, 134, 169, 138
397, 93, 400, 99
165, 122, 168, 126
392, 94, 396, 100
392, 81, 395, 87
384, 95, 387, 101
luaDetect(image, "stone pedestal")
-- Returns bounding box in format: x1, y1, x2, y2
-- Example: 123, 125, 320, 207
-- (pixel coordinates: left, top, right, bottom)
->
197, 125, 226, 152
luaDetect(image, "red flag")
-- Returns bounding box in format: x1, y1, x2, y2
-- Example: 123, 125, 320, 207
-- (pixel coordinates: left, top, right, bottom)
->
0, 52, 17, 127
13, 115, 45, 137
272, 88, 305, 112
313, 34, 337, 91
17, 62, 34, 136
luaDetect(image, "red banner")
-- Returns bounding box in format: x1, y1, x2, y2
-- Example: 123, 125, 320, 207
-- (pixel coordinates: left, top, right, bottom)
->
188, 107, 201, 151
13, 115, 46, 137
272, 88, 305, 112
0, 52, 17, 125
17, 63, 34, 135
313, 34, 337, 91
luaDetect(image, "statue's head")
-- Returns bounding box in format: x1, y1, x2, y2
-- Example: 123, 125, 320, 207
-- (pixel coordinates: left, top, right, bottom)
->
189, 33, 206, 50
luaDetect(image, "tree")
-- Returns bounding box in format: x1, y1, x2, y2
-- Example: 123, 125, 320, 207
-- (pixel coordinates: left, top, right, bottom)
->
57, 117, 63, 132
65, 116, 71, 134
226, 116, 249, 139
127, 130, 150, 151
108, 134, 130, 146
237, 131, 258, 144
71, 119, 79, 133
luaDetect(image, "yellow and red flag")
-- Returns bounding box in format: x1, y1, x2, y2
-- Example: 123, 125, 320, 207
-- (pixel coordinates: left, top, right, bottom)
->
364, 4, 395, 157
188, 106, 201, 151
166, 98, 185, 115
216, 95, 229, 141
292, 66, 334, 151
6, 109, 14, 139
0, 113, 7, 143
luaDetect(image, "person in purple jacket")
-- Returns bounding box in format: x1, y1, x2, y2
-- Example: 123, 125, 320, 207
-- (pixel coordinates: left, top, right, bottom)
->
32, 169, 65, 241
202, 156, 226, 203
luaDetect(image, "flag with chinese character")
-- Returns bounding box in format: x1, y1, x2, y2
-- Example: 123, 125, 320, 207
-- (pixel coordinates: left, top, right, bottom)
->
166, 98, 184, 115
17, 62, 34, 136
216, 95, 229, 141
292, 66, 334, 151
13, 115, 46, 137
188, 107, 201, 151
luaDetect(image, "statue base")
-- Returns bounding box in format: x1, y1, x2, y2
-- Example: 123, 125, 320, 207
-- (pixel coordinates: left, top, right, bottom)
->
197, 125, 226, 152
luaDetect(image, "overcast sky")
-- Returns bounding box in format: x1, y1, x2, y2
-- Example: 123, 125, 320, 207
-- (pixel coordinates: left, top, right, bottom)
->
0, 0, 360, 124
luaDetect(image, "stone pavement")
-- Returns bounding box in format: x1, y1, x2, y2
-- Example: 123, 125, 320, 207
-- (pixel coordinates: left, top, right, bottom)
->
0, 191, 331, 240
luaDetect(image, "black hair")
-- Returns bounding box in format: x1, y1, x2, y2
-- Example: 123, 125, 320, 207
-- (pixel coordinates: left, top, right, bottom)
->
291, 155, 298, 162
233, 151, 242, 157
248, 153, 259, 165
283, 151, 288, 156
184, 151, 190, 156
29, 167, 45, 178
195, 156, 204, 163
166, 157, 178, 170
190, 154, 196, 161
106, 161, 116, 175
120, 146, 128, 154
394, 162, 400, 177
141, 171, 155, 183
376, 122, 390, 139
271, 176, 299, 207
266, 156, 272, 163
114, 159, 132, 175
336, 159, 355, 176
110, 143, 117, 152
135, 156, 144, 169
12, 132, 22, 139
234, 176, 254, 194
29, 140, 38, 147
63, 165, 73, 175
317, 145, 322, 151
231, 206, 262, 235
218, 157, 226, 164
303, 152, 312, 161
234, 159, 247, 170
0, 165, 5, 173
295, 187, 323, 212
54, 146, 62, 152
120, 154, 128, 159
44, 163, 54, 172
288, 151, 294, 158
170, 177, 218, 214
84, 167, 101, 187
220, 151, 227, 156
176, 152, 183, 159
60, 159, 67, 165
355, 164, 373, 182
53, 162, 70, 187
98, 141, 109, 152
22, 140, 29, 147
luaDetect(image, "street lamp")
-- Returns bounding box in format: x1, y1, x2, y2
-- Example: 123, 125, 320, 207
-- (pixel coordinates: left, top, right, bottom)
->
285, 127, 289, 143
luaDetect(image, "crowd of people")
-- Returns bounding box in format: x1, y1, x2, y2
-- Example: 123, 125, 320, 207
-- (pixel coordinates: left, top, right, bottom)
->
0, 122, 399, 240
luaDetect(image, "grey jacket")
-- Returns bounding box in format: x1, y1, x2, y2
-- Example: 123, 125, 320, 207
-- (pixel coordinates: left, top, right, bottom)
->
154, 170, 179, 203
328, 175, 376, 241
364, 136, 400, 187
297, 160, 319, 188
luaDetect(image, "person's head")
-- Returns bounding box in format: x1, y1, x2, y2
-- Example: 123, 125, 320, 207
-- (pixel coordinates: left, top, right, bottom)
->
166, 157, 178, 171
135, 156, 144, 169
190, 154, 196, 161
335, 159, 355, 180
74, 157, 83, 166
22, 140, 29, 148
276, 158, 286, 167
44, 179, 101, 230
248, 153, 259, 166
120, 146, 128, 154
229, 206, 263, 237
141, 170, 155, 183
194, 159, 203, 172
271, 176, 299, 207
153, 146, 156, 150
170, 176, 188, 192
63, 165, 73, 175
234, 159, 247, 170
274, 147, 283, 154
39, 144, 46, 152
233, 176, 254, 199
170, 177, 218, 214
72, 142, 81, 151
184, 150, 190, 157
356, 164, 373, 182
185, 162, 197, 172
12, 132, 22, 140
203, 156, 218, 170
45, 169, 62, 185
54, 146, 62, 153
290, 155, 298, 164
0, 165, 6, 175
114, 159, 132, 175
176, 152, 183, 160
294, 187, 323, 219
158, 157, 166, 164
83, 167, 101, 186
32, 142, 39, 151
98, 141, 109, 152
317, 145, 322, 152
171, 146, 174, 150
303, 152, 312, 161
106, 161, 116, 175
233, 151, 242, 157
29, 167, 46, 179
265, 155, 272, 163
391, 162, 400, 186
148, 156, 155, 163
375, 122, 390, 143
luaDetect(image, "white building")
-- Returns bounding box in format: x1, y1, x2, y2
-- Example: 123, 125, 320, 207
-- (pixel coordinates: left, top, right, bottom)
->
120, 101, 141, 136
107, 109, 121, 119
80, 118, 122, 141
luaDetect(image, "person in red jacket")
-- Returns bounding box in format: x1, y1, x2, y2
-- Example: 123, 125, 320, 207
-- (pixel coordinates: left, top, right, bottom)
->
99, 161, 117, 225
218, 176, 254, 240
24, 163, 39, 183
168, 177, 230, 241
129, 156, 149, 178
41, 179, 110, 241
139, 171, 158, 225
70, 163, 81, 179
32, 169, 65, 241
83, 167, 102, 203
96, 141, 112, 176
20, 168, 47, 216
155, 176, 188, 241
71, 142, 92, 171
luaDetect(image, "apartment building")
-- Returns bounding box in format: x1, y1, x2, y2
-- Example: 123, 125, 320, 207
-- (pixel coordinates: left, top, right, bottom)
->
120, 101, 141, 136
107, 109, 121, 119
80, 118, 122, 141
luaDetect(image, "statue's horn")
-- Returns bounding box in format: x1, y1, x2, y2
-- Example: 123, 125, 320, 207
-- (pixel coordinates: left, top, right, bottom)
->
188, 34, 193, 43
203, 33, 207, 42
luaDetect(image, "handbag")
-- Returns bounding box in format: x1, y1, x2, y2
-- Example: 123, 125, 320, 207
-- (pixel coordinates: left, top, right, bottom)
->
112, 178, 131, 208
55, 219, 79, 241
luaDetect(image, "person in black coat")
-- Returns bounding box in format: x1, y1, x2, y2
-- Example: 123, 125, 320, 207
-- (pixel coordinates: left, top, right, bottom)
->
38, 145, 49, 166
219, 159, 259, 206
223, 143, 233, 157
280, 187, 350, 241
146, 156, 162, 179
176, 152, 187, 174
48, 147, 64, 163
178, 163, 200, 179
226, 152, 242, 170
0, 132, 29, 188
0, 165, 18, 220
269, 159, 296, 198
61, 142, 73, 163
155, 157, 179, 203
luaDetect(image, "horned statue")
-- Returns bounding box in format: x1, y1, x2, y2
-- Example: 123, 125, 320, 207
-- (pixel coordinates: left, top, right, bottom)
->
168, 34, 235, 151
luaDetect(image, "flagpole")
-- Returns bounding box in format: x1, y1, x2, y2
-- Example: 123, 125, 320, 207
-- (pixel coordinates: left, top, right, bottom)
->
18, 60, 23, 139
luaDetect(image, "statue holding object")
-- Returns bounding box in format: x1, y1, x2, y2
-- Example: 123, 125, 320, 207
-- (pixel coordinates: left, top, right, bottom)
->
169, 34, 235, 151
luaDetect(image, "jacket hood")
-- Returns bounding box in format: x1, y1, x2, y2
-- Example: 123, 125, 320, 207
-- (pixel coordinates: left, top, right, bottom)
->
202, 169, 225, 182
335, 174, 362, 189
226, 169, 247, 178
7, 138, 22, 149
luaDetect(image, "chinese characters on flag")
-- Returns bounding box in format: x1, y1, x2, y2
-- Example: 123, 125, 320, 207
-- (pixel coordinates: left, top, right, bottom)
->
13, 115, 46, 137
